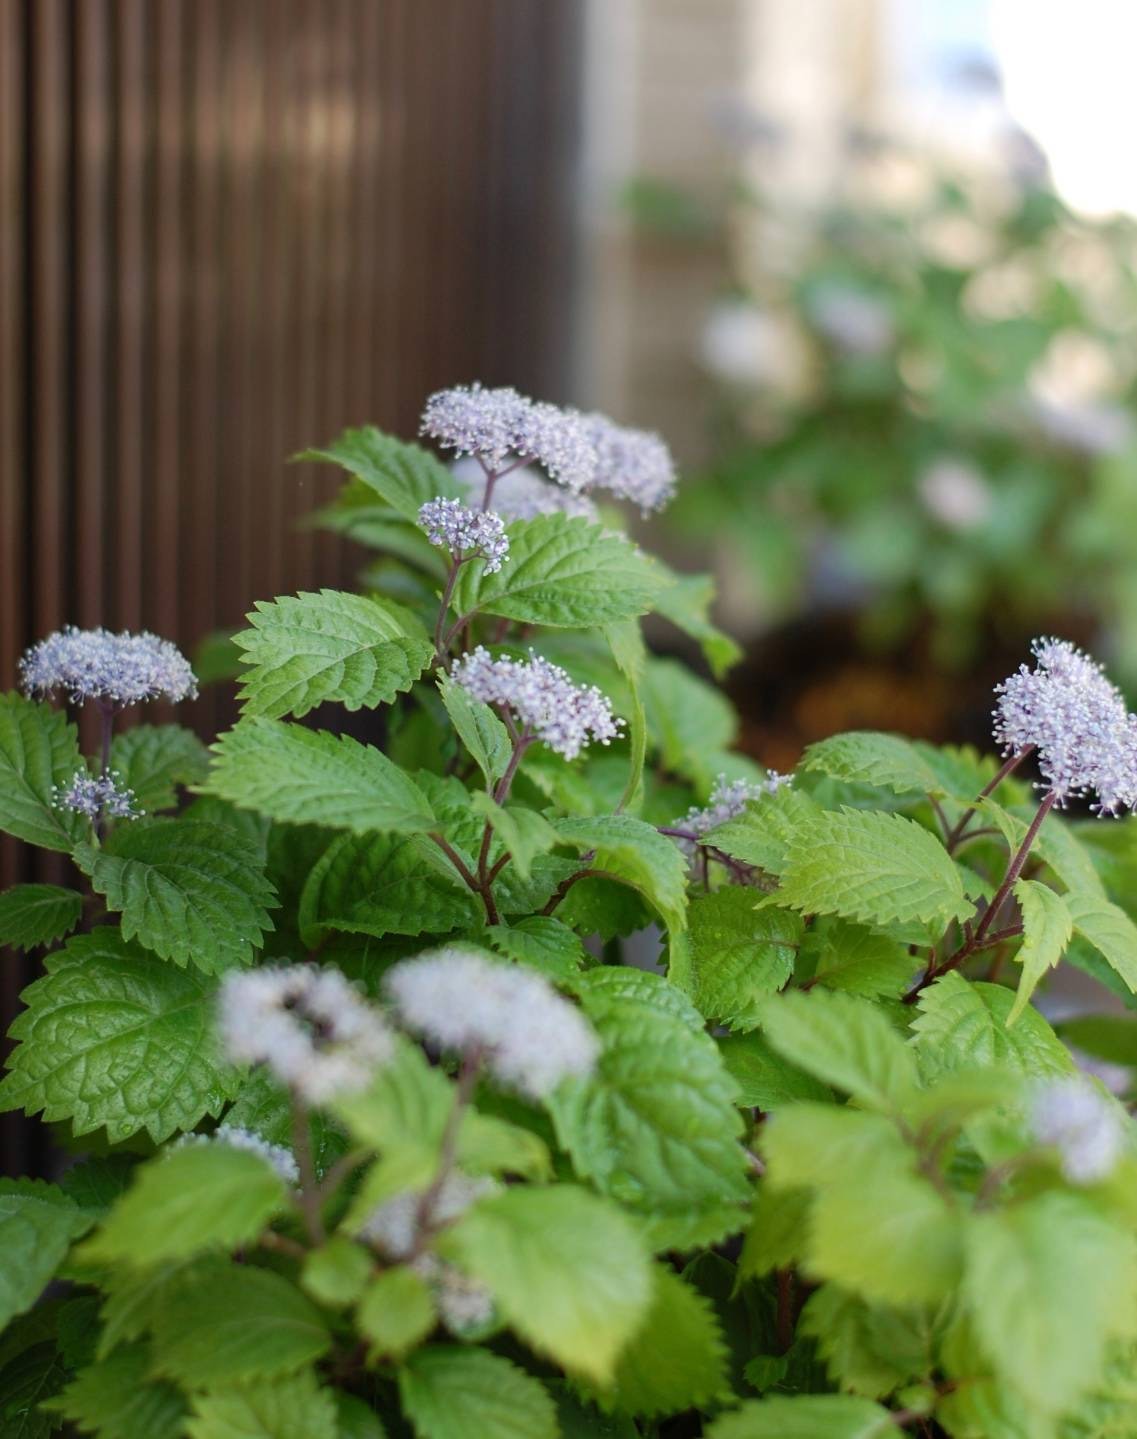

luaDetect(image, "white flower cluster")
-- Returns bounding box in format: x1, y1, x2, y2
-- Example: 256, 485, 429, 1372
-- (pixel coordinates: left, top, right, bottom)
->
672, 771, 792, 857
450, 646, 622, 762
993, 638, 1137, 814
172, 1124, 300, 1186
384, 947, 599, 1100
414, 1252, 495, 1334
418, 497, 509, 574
21, 625, 197, 706
451, 458, 599, 523
807, 284, 894, 357
421, 383, 677, 512
53, 770, 140, 821
218, 965, 394, 1105
1030, 1077, 1124, 1184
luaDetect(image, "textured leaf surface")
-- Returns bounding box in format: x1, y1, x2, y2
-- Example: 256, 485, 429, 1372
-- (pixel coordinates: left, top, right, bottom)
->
1008, 880, 1073, 1025
483, 916, 587, 980
46, 1345, 186, 1439
911, 972, 1074, 1082
705, 1395, 895, 1438
0, 884, 82, 951
301, 426, 462, 521
438, 676, 510, 788
77, 819, 275, 973
802, 730, 953, 796
800, 1285, 931, 1399
799, 918, 917, 999
0, 694, 85, 852
708, 785, 824, 876
775, 809, 970, 930
640, 659, 737, 788
717, 1032, 832, 1109
440, 1185, 652, 1384
109, 724, 210, 814
688, 889, 801, 1029
452, 514, 663, 627
206, 719, 435, 834
235, 589, 432, 719
397, 1347, 559, 1439
0, 930, 240, 1142
184, 1369, 339, 1439
82, 1145, 286, 1267
0, 1180, 93, 1332
553, 813, 689, 940
1066, 892, 1137, 996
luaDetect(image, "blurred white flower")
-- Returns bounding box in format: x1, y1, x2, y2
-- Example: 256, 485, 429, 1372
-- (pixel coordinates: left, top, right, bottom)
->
807, 284, 894, 358
917, 458, 993, 532
698, 300, 785, 388
1030, 1077, 1124, 1184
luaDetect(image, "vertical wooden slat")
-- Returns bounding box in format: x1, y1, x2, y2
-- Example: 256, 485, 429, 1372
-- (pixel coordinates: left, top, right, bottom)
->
0, 0, 25, 692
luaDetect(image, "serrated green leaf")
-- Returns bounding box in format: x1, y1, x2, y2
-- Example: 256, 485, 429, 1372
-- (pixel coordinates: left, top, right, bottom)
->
235, 589, 432, 719
652, 570, 741, 679
584, 1265, 729, 1416
397, 1346, 559, 1439
109, 724, 210, 814
0, 694, 85, 852
437, 676, 510, 789
149, 1263, 331, 1387
184, 1369, 338, 1439
301, 426, 462, 520
802, 731, 949, 797
357, 1267, 436, 1358
1008, 880, 1073, 1025
0, 1334, 69, 1437
451, 514, 664, 628
775, 808, 970, 930
800, 1284, 931, 1398
334, 1393, 389, 1439
640, 658, 737, 788
739, 1184, 812, 1278
572, 966, 706, 1030
911, 972, 1075, 1082
76, 819, 275, 973
0, 1181, 93, 1332
205, 719, 435, 834
604, 619, 647, 812
0, 885, 83, 952
705, 1395, 895, 1438
759, 989, 918, 1112
0, 930, 240, 1142
80, 1145, 286, 1268
469, 794, 557, 882
546, 1000, 750, 1247
717, 1032, 832, 1109
553, 813, 689, 941
439, 1185, 652, 1384
483, 917, 586, 980
688, 890, 801, 1030
45, 1345, 186, 1439
799, 918, 916, 999
1066, 892, 1137, 997
964, 1192, 1137, 1415
708, 785, 823, 876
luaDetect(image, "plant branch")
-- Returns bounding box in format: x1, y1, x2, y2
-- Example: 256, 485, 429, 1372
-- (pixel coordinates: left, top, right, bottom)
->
291, 1096, 326, 1246
944, 748, 1030, 853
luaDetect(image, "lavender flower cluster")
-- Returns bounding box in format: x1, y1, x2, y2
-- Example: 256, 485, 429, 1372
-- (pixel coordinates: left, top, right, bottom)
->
418, 497, 510, 574
420, 383, 677, 513
672, 771, 792, 858
173, 1124, 300, 1186
994, 637, 1137, 814
1030, 1077, 1124, 1184
54, 770, 140, 822
21, 626, 197, 706
450, 646, 623, 761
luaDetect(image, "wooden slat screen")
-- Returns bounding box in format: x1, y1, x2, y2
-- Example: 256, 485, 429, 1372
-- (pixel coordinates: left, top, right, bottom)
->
0, 0, 582, 1174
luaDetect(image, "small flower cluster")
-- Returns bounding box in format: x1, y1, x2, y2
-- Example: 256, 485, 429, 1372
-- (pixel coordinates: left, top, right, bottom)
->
173, 1124, 299, 1186
450, 646, 622, 762
54, 770, 140, 821
1030, 1077, 1124, 1184
994, 638, 1137, 814
451, 459, 599, 523
421, 384, 677, 512
21, 626, 197, 706
218, 965, 394, 1105
384, 947, 599, 1100
418, 497, 510, 574
672, 771, 792, 857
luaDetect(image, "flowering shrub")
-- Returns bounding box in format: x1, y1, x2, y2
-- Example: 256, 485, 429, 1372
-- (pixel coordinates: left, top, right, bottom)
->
4, 390, 1137, 1437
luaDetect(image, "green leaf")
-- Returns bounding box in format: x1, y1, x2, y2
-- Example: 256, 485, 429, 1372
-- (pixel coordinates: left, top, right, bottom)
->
546, 1000, 751, 1248
109, 724, 210, 814
553, 813, 689, 941
1008, 880, 1073, 1025
438, 676, 511, 789
184, 1369, 338, 1439
0, 929, 241, 1142
469, 794, 557, 882
652, 570, 741, 679
357, 1267, 436, 1358
717, 1032, 832, 1109
585, 1265, 729, 1416
0, 1181, 93, 1332
708, 785, 824, 876
205, 719, 436, 834
80, 1145, 286, 1268
300, 426, 462, 521
761, 1105, 911, 1193
334, 1394, 389, 1439
705, 1395, 895, 1438
572, 965, 706, 1031
688, 890, 801, 1029
759, 988, 918, 1111
0, 693, 85, 852
799, 918, 917, 999
439, 1185, 652, 1384
451, 514, 664, 628
76, 819, 275, 973
640, 659, 737, 788
483, 916, 587, 980
0, 1334, 70, 1437
300, 1237, 374, 1308
774, 808, 970, 931
739, 1184, 812, 1278
1065, 892, 1137, 997
148, 1263, 331, 1388
605, 619, 648, 812
964, 1192, 1137, 1414
0, 885, 83, 952
802, 731, 951, 797
235, 590, 432, 720
45, 1344, 186, 1439
397, 1346, 559, 1439
910, 972, 1075, 1082
799, 1285, 932, 1398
